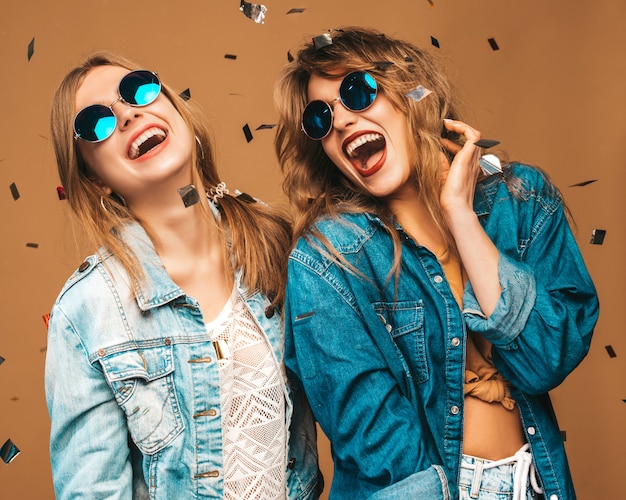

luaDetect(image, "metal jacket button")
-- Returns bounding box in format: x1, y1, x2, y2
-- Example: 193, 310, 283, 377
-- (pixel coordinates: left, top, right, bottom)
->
78, 261, 90, 272
265, 305, 275, 318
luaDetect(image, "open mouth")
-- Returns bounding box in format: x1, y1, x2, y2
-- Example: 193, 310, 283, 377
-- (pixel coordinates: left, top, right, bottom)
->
343, 132, 386, 177
129, 127, 167, 160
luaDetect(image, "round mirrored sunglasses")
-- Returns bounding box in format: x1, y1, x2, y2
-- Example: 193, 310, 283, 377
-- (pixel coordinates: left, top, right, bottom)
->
301, 71, 378, 140
73, 70, 161, 143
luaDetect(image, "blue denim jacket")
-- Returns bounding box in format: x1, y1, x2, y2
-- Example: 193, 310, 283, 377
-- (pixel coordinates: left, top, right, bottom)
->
45, 220, 322, 499
284, 163, 598, 500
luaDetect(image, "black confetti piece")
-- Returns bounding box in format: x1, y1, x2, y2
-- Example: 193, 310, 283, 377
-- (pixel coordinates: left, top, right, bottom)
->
287, 51, 294, 62
286, 8, 306, 14
487, 38, 500, 51
569, 179, 597, 187
605, 345, 617, 358
243, 124, 253, 143
560, 430, 566, 442
224, 54, 237, 60
590, 229, 606, 245
27, 38, 35, 61
431, 36, 440, 48
474, 139, 500, 148
236, 192, 256, 203
9, 182, 20, 200
0, 356, 4, 365
26, 243, 39, 249
255, 124, 276, 130
179, 88, 191, 101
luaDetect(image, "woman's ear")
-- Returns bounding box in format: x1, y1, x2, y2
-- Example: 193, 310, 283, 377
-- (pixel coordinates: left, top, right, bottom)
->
91, 177, 112, 196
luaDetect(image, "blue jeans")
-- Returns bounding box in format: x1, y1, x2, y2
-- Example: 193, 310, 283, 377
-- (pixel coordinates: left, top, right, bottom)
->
459, 444, 542, 500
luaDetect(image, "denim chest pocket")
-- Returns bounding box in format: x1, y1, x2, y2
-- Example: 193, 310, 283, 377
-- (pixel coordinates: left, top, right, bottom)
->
97, 343, 184, 454
372, 300, 429, 384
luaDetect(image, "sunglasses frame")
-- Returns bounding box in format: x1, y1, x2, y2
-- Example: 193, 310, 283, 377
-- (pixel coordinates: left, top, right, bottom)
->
73, 69, 161, 143
301, 71, 378, 140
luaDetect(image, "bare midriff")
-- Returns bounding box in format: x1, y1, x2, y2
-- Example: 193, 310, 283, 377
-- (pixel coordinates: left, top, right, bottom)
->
462, 395, 526, 460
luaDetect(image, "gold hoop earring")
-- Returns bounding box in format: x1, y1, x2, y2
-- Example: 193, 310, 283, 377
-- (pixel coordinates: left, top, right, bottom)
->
195, 135, 205, 160
100, 195, 110, 214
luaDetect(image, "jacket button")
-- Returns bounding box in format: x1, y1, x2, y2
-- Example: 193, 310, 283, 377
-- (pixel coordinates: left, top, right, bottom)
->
78, 261, 90, 272
164, 338, 172, 345
450, 405, 460, 415
451, 337, 460, 347
527, 426, 536, 436
287, 458, 296, 470
265, 305, 275, 319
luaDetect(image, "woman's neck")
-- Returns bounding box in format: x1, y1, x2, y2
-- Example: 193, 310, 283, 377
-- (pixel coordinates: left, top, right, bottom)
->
389, 195, 446, 254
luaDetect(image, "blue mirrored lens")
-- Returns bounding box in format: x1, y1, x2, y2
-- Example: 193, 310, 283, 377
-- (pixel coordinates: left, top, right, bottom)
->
74, 106, 116, 142
302, 100, 333, 139
119, 70, 161, 106
340, 72, 377, 111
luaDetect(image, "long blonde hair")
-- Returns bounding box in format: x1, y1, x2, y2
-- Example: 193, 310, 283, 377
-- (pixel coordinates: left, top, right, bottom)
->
52, 51, 291, 303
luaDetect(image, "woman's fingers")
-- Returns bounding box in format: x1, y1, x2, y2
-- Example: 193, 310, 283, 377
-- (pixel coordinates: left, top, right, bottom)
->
439, 119, 483, 211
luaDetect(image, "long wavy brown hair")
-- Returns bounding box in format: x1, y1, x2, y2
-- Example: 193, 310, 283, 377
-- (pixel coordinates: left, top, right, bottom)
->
51, 51, 291, 304
274, 27, 468, 274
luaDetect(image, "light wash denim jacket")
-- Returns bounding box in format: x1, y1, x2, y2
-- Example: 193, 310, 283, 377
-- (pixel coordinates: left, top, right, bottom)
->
284, 163, 599, 500
45, 219, 322, 499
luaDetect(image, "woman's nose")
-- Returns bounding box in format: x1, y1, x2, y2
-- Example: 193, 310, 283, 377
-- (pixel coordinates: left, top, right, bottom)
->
111, 100, 141, 130
331, 101, 357, 133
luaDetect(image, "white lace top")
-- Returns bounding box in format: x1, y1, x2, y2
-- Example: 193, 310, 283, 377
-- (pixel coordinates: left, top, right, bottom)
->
205, 288, 287, 499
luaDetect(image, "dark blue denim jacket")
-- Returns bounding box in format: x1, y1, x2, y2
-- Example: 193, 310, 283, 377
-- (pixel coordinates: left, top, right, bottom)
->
284, 163, 598, 499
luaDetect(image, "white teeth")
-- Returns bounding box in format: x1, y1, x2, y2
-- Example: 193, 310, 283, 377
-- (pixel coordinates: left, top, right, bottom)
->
345, 133, 383, 158
129, 127, 167, 159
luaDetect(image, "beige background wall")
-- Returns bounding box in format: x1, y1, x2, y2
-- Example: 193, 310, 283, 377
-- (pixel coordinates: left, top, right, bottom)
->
0, 0, 623, 497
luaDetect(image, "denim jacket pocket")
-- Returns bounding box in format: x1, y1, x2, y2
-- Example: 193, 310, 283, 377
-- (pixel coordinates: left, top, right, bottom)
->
373, 300, 429, 384
97, 343, 185, 454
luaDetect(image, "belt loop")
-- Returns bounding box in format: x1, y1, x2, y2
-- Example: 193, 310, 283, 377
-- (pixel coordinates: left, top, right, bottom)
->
470, 457, 484, 498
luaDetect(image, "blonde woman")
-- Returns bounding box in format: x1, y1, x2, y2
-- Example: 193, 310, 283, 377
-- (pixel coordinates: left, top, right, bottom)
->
45, 51, 321, 499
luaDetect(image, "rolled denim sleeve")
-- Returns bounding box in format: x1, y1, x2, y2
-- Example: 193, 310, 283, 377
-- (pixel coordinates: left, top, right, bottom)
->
463, 192, 599, 395
463, 254, 537, 344
45, 305, 132, 499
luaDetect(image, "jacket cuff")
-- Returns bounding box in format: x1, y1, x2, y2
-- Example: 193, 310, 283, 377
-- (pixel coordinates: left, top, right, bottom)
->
462, 253, 536, 347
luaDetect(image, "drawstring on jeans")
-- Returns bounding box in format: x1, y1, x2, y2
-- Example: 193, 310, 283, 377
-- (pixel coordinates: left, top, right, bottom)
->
465, 444, 543, 500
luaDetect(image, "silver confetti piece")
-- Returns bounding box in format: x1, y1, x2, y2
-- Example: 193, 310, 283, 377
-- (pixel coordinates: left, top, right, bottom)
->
177, 184, 200, 208
406, 85, 433, 102
1, 439, 20, 464
240, 1, 267, 24
478, 154, 502, 176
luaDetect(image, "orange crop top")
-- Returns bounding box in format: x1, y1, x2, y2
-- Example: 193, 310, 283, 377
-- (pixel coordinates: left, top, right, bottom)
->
437, 246, 515, 411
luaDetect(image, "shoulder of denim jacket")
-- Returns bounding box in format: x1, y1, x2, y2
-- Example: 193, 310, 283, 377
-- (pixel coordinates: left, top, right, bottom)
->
57, 250, 110, 299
